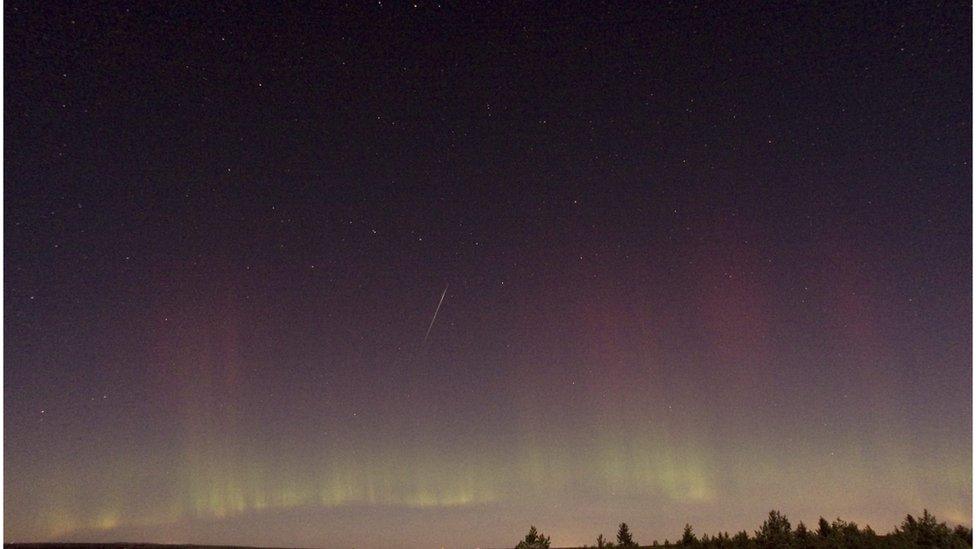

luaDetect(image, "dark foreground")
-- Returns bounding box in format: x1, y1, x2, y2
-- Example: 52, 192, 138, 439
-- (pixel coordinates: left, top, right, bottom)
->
6, 511, 973, 549
516, 510, 972, 548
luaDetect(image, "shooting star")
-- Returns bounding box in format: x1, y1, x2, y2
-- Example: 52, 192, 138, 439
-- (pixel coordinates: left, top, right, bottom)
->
423, 285, 449, 343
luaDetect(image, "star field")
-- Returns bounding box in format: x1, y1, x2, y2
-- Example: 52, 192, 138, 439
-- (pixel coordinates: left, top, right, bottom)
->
4, 2, 972, 548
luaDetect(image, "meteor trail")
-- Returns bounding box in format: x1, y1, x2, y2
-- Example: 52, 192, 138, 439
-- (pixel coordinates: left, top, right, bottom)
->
424, 285, 448, 342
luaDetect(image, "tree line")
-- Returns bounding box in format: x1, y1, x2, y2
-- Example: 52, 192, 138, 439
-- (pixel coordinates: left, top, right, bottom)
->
515, 509, 972, 548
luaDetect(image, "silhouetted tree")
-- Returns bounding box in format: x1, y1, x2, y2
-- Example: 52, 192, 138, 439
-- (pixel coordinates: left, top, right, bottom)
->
515, 525, 550, 549
565, 509, 971, 549
731, 531, 751, 548
954, 524, 973, 547
793, 521, 816, 549
596, 533, 617, 548
860, 524, 880, 547
712, 531, 731, 548
896, 510, 955, 547
617, 522, 638, 547
816, 517, 832, 540
828, 517, 861, 547
755, 510, 792, 548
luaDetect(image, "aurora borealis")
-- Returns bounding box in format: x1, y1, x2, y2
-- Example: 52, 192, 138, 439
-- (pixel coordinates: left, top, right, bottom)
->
4, 2, 972, 548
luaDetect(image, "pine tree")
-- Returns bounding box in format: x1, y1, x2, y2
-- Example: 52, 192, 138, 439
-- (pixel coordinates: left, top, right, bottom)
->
617, 522, 638, 548
897, 509, 954, 547
793, 521, 814, 549
682, 524, 697, 545
731, 531, 750, 548
816, 517, 832, 539
515, 525, 551, 549
830, 518, 861, 547
755, 510, 792, 548
954, 524, 973, 546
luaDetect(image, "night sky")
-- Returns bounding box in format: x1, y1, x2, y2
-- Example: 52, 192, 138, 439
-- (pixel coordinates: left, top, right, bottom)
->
4, 2, 972, 548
